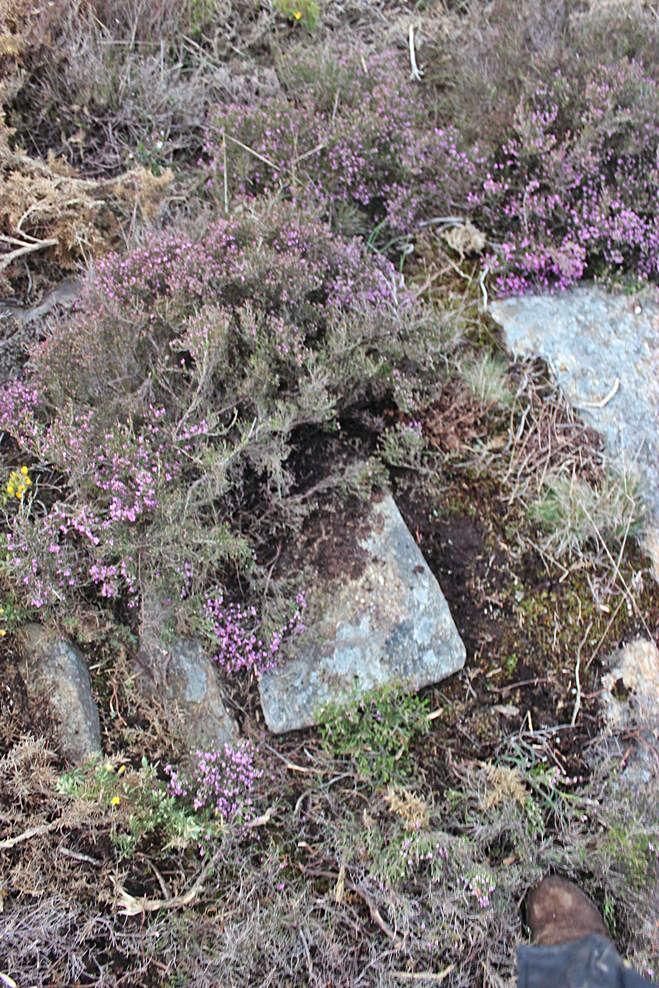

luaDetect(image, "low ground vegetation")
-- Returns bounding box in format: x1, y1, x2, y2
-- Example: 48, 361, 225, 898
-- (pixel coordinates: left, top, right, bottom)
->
0, 0, 657, 984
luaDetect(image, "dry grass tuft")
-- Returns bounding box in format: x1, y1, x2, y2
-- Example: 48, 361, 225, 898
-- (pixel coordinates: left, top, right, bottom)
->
0, 140, 172, 296
385, 786, 431, 830
480, 763, 528, 811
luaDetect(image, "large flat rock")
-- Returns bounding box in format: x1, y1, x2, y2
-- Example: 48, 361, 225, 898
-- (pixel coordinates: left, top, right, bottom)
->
259, 495, 466, 733
491, 285, 659, 520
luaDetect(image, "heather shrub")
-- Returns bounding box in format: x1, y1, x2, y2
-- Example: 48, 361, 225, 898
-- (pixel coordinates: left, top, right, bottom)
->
6, 0, 209, 175
165, 741, 261, 826
206, 592, 306, 674
0, 200, 451, 617
423, 0, 658, 150
4, 0, 266, 175
424, 0, 658, 291
204, 47, 476, 239
204, 31, 657, 292
470, 61, 658, 292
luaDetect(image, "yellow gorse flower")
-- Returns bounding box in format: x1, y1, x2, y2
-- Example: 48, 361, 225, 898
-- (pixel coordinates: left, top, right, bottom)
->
6, 466, 32, 500
293, 9, 303, 18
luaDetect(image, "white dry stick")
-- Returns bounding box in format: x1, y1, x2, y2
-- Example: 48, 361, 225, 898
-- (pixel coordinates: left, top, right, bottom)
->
418, 216, 465, 228
570, 621, 593, 727
0, 234, 58, 273
408, 24, 424, 81
392, 967, 455, 983
0, 819, 60, 849
245, 806, 274, 828
479, 264, 489, 312
112, 855, 217, 916
222, 129, 229, 214
291, 142, 326, 165
220, 132, 279, 172
575, 378, 620, 409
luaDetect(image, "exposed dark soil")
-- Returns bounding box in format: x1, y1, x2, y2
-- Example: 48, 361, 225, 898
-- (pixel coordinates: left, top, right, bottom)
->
392, 463, 658, 782
288, 495, 380, 582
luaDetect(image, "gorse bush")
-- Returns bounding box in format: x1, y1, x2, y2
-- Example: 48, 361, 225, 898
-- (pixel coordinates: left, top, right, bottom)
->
273, 0, 320, 30
57, 756, 206, 859
0, 200, 450, 615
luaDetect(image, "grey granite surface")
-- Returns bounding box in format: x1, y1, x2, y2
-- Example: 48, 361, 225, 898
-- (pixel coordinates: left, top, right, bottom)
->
491, 285, 659, 520
259, 495, 466, 733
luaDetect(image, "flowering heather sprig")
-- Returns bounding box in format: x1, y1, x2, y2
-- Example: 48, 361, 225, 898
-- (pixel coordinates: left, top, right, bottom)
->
93, 412, 171, 524
401, 837, 449, 870
5, 510, 88, 609
165, 741, 261, 824
206, 592, 306, 674
85, 211, 402, 333
0, 380, 41, 447
465, 871, 496, 910
3, 499, 141, 609
93, 223, 239, 308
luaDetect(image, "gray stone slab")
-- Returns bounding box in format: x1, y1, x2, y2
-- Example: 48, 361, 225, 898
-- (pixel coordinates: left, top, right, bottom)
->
259, 494, 466, 733
491, 285, 659, 520
135, 599, 238, 758
18, 623, 102, 765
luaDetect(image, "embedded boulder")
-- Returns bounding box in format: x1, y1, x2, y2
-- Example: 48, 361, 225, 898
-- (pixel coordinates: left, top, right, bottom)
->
600, 638, 659, 789
601, 638, 659, 735
134, 601, 238, 758
259, 494, 466, 733
17, 623, 102, 765
491, 285, 659, 523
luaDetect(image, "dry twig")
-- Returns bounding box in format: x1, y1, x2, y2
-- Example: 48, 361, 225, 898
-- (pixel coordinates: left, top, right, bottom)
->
112, 853, 219, 916
391, 968, 455, 983
0, 819, 61, 849
0, 233, 58, 272
408, 24, 423, 81
570, 621, 593, 727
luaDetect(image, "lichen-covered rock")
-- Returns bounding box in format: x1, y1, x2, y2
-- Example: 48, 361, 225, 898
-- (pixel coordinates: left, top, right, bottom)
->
259, 494, 466, 733
642, 526, 659, 584
491, 285, 659, 523
601, 638, 658, 790
17, 623, 102, 765
601, 638, 659, 733
135, 601, 237, 757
